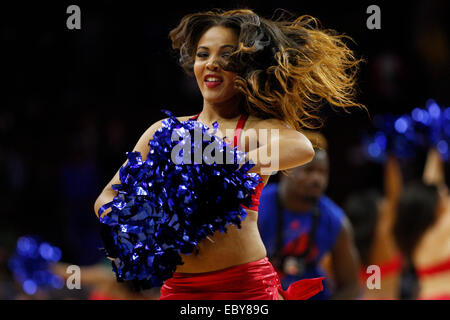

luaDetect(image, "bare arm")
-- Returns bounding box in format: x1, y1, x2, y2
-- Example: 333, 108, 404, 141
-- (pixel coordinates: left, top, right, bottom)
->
370, 155, 403, 263
94, 117, 175, 218
330, 215, 361, 300
423, 148, 449, 210
384, 155, 403, 205
51, 262, 114, 285
423, 148, 447, 188
245, 118, 315, 175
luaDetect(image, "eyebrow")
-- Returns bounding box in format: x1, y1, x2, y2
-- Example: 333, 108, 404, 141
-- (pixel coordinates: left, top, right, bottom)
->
196, 44, 235, 50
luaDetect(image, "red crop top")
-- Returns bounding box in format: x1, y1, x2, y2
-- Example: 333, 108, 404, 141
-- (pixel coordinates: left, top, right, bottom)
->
416, 256, 450, 278
189, 112, 264, 211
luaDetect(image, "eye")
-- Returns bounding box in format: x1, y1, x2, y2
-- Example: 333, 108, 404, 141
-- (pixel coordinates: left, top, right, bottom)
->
196, 52, 208, 58
221, 52, 232, 59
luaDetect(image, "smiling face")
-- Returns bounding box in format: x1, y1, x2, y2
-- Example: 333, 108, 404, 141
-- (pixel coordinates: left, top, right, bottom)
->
193, 26, 240, 104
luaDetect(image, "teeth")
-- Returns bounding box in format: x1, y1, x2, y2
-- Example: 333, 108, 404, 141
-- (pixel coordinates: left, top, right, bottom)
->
205, 77, 222, 82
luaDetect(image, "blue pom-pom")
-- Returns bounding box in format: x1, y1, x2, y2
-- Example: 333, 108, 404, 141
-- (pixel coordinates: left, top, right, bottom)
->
99, 109, 262, 289
8, 235, 65, 295
363, 99, 449, 162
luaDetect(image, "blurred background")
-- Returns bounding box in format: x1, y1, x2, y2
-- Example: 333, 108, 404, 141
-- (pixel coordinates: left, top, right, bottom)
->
0, 0, 448, 299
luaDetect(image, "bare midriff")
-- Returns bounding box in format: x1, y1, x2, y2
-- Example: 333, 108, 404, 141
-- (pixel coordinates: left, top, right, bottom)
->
414, 211, 450, 299
175, 209, 267, 273
418, 270, 450, 299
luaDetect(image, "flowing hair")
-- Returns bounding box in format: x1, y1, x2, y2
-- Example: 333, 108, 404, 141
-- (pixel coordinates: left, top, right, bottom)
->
169, 8, 365, 130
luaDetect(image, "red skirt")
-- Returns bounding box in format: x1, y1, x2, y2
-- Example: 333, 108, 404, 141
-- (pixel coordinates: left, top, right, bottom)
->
159, 257, 324, 300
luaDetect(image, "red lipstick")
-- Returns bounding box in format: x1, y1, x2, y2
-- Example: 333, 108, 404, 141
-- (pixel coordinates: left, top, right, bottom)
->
205, 81, 222, 88
204, 74, 223, 88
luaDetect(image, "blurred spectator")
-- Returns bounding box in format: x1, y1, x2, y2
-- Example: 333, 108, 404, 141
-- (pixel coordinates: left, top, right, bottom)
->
258, 132, 360, 299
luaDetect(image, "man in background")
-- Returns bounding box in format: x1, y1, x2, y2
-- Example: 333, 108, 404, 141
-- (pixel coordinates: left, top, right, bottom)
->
258, 132, 361, 299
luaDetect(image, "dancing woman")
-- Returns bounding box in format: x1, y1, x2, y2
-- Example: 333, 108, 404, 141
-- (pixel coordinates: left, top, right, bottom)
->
94, 9, 363, 300
393, 149, 450, 299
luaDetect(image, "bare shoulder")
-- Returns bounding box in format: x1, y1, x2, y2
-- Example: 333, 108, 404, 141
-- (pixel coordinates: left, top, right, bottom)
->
246, 115, 290, 130
177, 115, 196, 122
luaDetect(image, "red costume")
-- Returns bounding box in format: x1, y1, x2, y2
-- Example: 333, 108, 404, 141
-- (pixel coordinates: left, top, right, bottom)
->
159, 257, 323, 300
416, 256, 450, 300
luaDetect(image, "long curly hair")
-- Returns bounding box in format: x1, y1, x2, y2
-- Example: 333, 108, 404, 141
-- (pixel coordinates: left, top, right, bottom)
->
169, 8, 365, 130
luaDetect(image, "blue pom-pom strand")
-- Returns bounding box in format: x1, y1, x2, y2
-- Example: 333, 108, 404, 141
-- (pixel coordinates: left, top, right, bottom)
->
98, 109, 262, 289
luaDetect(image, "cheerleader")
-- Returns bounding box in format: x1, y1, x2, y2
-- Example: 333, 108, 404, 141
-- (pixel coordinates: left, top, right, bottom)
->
94, 9, 364, 300
393, 148, 450, 300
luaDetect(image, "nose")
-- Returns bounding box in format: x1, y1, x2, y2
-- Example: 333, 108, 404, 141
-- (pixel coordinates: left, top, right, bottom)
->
310, 173, 323, 185
206, 59, 219, 71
